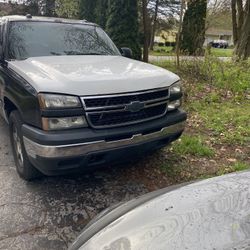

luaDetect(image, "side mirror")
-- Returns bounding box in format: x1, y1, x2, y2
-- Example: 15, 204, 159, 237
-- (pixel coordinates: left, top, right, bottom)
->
120, 47, 133, 58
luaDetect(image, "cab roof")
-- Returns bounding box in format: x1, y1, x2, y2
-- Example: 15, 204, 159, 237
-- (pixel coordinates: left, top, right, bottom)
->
1, 15, 97, 26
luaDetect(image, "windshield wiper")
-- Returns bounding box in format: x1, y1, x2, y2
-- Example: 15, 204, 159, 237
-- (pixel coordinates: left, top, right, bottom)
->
9, 57, 28, 61
50, 51, 63, 56
64, 50, 105, 56
84, 53, 106, 55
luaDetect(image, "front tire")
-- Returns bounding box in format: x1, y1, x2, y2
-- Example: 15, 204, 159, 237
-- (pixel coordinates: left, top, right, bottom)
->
9, 111, 42, 181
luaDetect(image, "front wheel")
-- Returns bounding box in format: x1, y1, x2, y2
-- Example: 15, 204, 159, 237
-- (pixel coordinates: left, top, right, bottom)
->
9, 111, 42, 181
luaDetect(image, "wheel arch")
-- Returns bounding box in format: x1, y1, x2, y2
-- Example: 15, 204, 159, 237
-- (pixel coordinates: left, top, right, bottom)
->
3, 96, 21, 122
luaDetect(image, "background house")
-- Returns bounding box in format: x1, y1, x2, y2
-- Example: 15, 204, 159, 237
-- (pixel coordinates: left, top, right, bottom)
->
204, 28, 233, 46
154, 27, 233, 47
154, 30, 177, 46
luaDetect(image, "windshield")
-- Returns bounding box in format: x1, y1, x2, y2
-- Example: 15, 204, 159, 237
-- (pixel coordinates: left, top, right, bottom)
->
7, 21, 120, 60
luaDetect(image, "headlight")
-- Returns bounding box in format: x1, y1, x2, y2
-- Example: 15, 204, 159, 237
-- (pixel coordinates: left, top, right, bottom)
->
168, 99, 181, 111
170, 81, 182, 95
38, 94, 81, 109
42, 116, 87, 130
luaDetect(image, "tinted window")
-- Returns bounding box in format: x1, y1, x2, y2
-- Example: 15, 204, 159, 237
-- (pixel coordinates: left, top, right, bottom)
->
8, 21, 120, 60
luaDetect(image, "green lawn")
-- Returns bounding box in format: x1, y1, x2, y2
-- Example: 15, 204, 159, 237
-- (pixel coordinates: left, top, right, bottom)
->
150, 46, 175, 56
210, 48, 233, 57
149, 46, 234, 57
152, 58, 250, 183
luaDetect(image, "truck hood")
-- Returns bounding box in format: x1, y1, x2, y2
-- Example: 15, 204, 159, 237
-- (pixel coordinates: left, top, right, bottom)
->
70, 171, 250, 250
8, 56, 179, 96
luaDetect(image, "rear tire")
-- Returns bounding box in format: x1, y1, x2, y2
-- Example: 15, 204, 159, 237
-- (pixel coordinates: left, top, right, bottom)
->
9, 111, 42, 181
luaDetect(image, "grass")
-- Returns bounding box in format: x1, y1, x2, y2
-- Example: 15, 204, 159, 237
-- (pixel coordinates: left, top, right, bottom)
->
210, 48, 233, 57
149, 46, 233, 57
152, 57, 250, 182
150, 46, 175, 56
188, 100, 250, 144
210, 162, 249, 177
231, 162, 250, 171
172, 135, 214, 157
198, 161, 250, 179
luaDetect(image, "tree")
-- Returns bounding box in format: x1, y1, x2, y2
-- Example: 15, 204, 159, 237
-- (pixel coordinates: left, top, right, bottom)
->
56, 0, 80, 18
176, 0, 185, 67
0, 1, 39, 16
148, 0, 181, 50
142, 0, 149, 61
180, 0, 207, 55
39, 0, 56, 16
78, 0, 109, 28
25, 1, 40, 16
106, 0, 141, 60
149, 0, 159, 50
207, 0, 232, 30
95, 0, 109, 28
232, 0, 250, 60
79, 0, 97, 22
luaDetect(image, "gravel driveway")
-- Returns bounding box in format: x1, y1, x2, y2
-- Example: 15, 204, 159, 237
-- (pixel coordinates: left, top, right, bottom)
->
0, 116, 149, 250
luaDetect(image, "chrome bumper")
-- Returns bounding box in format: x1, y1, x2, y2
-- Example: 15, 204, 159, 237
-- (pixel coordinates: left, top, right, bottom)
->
23, 121, 185, 159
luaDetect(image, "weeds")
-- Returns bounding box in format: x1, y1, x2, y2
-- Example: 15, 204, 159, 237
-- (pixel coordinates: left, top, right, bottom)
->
230, 162, 250, 171
171, 135, 214, 157
155, 56, 250, 97
152, 57, 250, 182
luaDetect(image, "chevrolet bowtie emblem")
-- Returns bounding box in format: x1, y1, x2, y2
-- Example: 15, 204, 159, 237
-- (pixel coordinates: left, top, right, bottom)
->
125, 101, 145, 113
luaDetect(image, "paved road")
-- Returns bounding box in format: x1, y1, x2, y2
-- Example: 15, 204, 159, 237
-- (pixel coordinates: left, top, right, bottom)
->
0, 116, 148, 250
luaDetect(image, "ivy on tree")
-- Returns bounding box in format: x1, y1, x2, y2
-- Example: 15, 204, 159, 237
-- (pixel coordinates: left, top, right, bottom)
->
180, 0, 207, 55
106, 0, 141, 60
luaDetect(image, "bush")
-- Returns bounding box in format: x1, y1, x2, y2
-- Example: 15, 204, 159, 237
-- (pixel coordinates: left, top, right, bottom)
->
165, 41, 176, 47
158, 42, 165, 47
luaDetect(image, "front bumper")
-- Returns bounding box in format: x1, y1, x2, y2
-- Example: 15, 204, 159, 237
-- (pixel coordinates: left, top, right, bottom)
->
23, 121, 185, 159
22, 110, 187, 175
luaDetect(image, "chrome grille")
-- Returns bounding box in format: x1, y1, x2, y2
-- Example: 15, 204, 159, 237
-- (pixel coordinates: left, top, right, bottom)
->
81, 88, 169, 128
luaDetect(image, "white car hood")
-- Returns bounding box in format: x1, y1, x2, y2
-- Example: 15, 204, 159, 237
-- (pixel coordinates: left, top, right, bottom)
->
8, 56, 179, 96
72, 171, 250, 250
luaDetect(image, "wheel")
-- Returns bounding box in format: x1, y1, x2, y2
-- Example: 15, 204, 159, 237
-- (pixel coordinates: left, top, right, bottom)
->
9, 110, 42, 181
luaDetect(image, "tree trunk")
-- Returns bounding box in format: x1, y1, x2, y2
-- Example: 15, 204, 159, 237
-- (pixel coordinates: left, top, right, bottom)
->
142, 0, 149, 62
149, 0, 159, 50
176, 0, 185, 67
235, 0, 250, 60
236, 0, 244, 32
231, 0, 238, 44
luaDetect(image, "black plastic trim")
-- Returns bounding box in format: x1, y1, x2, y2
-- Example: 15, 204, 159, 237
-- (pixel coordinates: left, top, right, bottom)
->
41, 108, 85, 117
22, 109, 187, 146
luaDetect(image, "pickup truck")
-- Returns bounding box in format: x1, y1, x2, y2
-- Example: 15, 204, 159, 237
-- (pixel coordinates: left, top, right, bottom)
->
0, 15, 187, 180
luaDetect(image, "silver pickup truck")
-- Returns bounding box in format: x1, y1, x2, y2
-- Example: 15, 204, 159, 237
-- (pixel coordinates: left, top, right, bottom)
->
0, 15, 186, 180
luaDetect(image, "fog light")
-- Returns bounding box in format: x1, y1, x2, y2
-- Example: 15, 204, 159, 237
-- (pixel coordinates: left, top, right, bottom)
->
42, 116, 87, 130
168, 100, 181, 111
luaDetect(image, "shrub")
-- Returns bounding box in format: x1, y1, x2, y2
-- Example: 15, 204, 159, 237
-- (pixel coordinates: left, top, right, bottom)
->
165, 41, 176, 47
158, 42, 165, 47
